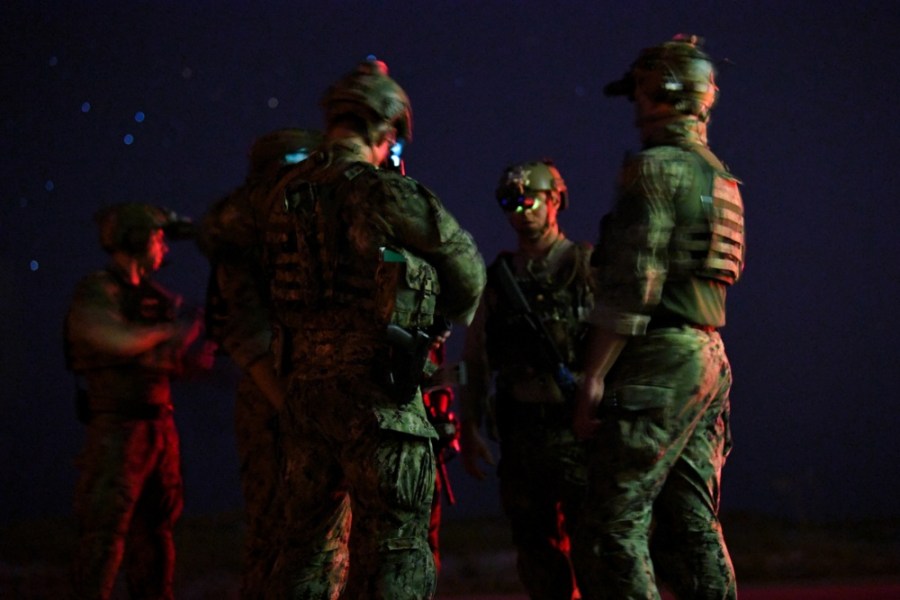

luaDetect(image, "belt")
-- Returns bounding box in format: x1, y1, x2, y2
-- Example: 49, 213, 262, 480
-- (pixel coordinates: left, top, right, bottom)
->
647, 318, 716, 333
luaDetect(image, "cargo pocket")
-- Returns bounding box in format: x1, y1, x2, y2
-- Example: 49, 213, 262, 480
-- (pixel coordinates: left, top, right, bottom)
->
606, 385, 673, 465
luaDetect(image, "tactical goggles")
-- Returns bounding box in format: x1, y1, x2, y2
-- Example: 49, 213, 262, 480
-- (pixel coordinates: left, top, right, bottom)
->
497, 194, 543, 213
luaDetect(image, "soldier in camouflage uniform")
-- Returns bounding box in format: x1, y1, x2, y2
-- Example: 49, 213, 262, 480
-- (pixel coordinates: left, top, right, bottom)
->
459, 160, 593, 600
65, 203, 203, 600
571, 35, 745, 600
198, 128, 322, 598
261, 59, 485, 600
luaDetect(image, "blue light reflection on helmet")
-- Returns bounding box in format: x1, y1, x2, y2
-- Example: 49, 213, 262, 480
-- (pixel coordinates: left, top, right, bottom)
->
283, 149, 311, 164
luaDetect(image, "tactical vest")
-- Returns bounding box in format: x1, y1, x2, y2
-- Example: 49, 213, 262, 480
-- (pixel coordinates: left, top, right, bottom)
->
485, 242, 593, 374
265, 160, 438, 333
668, 144, 745, 286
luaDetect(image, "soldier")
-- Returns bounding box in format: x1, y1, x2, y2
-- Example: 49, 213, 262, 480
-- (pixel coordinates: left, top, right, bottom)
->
198, 128, 322, 598
571, 35, 745, 599
65, 203, 203, 599
459, 160, 593, 600
261, 59, 486, 599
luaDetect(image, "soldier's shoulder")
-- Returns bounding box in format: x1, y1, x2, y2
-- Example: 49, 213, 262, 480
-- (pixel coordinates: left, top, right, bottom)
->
631, 144, 693, 166
367, 169, 441, 203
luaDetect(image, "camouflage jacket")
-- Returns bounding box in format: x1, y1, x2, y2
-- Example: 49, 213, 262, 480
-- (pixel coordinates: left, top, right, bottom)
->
264, 139, 486, 435
589, 117, 744, 334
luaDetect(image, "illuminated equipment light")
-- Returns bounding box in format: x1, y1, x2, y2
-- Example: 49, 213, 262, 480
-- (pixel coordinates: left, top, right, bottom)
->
283, 150, 310, 164
45, 180, 55, 191
81, 102, 91, 113
134, 111, 145, 122
30, 260, 39, 271
123, 134, 134, 145
389, 139, 404, 169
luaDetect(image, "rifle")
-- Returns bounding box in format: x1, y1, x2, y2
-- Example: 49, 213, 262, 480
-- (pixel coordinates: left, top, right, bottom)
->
494, 257, 577, 403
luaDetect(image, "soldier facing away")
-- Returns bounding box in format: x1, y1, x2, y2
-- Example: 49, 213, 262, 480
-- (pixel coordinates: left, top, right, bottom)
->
260, 59, 486, 599
198, 128, 322, 598
459, 160, 594, 600
571, 35, 745, 599
65, 203, 204, 599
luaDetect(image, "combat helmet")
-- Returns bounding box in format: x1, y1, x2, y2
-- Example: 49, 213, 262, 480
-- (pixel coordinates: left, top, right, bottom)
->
95, 202, 194, 255
605, 34, 719, 122
320, 58, 413, 143
496, 160, 569, 211
248, 128, 323, 179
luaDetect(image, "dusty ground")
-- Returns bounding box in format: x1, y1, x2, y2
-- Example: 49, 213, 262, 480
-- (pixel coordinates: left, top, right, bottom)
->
2, 511, 899, 598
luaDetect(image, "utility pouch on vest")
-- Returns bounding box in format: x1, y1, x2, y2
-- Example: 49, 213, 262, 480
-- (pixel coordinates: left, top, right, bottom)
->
375, 247, 439, 329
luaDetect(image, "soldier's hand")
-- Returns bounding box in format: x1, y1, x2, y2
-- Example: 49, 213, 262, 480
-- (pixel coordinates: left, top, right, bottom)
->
460, 422, 495, 480
573, 376, 604, 440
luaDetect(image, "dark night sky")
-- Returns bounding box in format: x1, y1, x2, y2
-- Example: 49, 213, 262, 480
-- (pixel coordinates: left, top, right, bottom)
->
2, 1, 899, 526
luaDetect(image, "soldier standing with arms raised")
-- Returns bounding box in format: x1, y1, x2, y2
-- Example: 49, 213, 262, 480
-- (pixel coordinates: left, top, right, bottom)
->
459, 160, 593, 600
571, 35, 745, 599
261, 59, 485, 599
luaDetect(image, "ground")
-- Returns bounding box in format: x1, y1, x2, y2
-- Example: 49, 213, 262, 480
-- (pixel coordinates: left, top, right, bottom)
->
2, 511, 899, 598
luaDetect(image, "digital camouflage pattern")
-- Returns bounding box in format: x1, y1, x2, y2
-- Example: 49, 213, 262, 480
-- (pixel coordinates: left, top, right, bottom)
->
199, 128, 322, 597
263, 138, 485, 599
464, 238, 594, 600
71, 414, 183, 600
572, 328, 735, 600
573, 111, 742, 597
65, 267, 185, 600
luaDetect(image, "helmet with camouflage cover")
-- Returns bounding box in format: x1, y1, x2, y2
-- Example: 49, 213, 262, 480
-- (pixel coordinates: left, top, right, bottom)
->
604, 34, 719, 122
95, 202, 194, 255
247, 128, 323, 179
495, 160, 569, 211
320, 58, 413, 143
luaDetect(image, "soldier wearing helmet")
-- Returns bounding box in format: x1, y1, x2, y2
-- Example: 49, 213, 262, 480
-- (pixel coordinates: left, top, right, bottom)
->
198, 127, 322, 598
572, 35, 745, 600
460, 159, 593, 600
260, 59, 485, 599
65, 202, 204, 599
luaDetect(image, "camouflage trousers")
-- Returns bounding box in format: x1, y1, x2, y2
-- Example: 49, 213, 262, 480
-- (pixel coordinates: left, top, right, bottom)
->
571, 327, 736, 600
272, 377, 437, 600
233, 376, 283, 599
496, 411, 587, 600
71, 413, 183, 600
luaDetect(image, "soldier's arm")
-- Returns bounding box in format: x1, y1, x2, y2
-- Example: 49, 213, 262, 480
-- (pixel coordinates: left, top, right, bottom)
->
67, 275, 179, 357
382, 175, 487, 325
458, 299, 496, 479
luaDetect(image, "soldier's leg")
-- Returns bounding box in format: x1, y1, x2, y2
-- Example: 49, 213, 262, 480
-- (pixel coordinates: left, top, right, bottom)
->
71, 418, 153, 600
651, 336, 736, 600
346, 430, 436, 600
499, 435, 578, 600
278, 420, 351, 600
234, 378, 282, 597
123, 417, 183, 600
